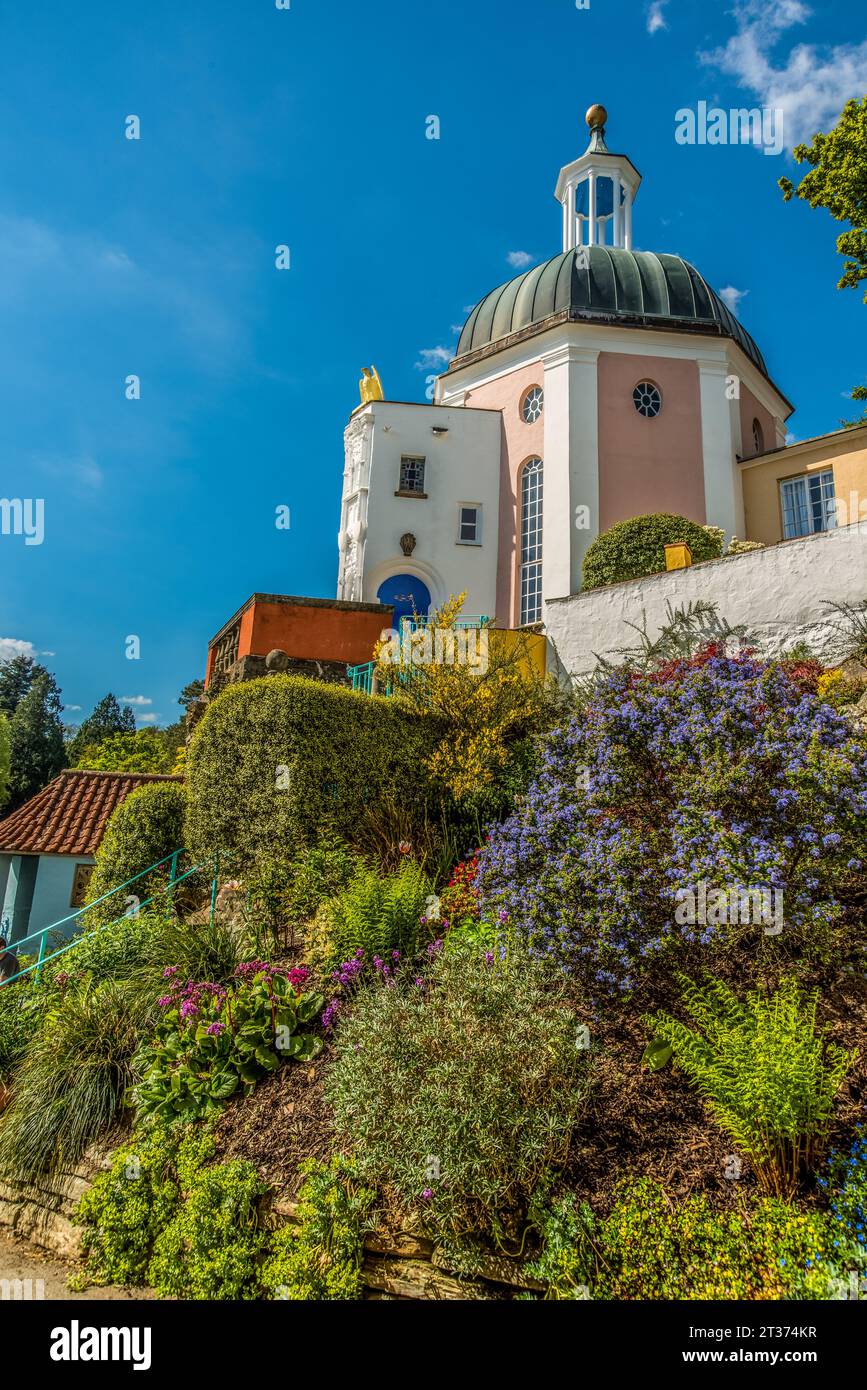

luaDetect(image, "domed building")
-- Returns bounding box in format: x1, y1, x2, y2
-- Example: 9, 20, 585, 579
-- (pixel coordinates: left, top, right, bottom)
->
337, 107, 797, 629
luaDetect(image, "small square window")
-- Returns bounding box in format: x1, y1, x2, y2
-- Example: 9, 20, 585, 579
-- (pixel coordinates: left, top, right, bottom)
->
399, 456, 426, 495
457, 505, 481, 544
70, 862, 94, 909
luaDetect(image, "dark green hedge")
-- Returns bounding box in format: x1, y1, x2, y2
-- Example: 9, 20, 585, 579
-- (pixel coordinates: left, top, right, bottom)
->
85, 781, 186, 925
582, 514, 724, 591
184, 676, 445, 866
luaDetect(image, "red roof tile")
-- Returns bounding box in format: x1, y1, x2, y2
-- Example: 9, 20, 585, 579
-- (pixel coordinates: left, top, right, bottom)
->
0, 770, 183, 857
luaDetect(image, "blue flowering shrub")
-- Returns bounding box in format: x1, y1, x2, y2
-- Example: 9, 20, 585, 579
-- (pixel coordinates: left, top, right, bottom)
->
478, 649, 867, 993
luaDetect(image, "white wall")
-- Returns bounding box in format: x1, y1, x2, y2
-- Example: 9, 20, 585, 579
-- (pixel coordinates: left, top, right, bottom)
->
545, 523, 867, 679
27, 855, 94, 943
339, 401, 502, 617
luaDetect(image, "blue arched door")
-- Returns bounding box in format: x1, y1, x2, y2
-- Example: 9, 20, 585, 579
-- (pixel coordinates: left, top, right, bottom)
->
376, 574, 431, 630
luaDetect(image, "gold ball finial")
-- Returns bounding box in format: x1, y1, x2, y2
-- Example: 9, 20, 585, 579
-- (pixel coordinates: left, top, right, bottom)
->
586, 103, 608, 129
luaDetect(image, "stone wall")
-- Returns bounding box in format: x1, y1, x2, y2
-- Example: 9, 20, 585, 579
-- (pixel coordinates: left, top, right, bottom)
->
545, 523, 867, 680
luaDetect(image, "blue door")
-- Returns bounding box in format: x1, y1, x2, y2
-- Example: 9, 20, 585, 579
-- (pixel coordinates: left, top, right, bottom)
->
377, 574, 431, 630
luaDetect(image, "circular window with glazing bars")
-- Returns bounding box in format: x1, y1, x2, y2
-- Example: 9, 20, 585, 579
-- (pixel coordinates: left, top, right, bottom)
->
633, 381, 662, 418
521, 386, 544, 423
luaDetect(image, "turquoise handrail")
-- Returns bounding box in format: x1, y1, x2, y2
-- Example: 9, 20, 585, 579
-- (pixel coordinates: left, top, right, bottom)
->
1, 850, 217, 988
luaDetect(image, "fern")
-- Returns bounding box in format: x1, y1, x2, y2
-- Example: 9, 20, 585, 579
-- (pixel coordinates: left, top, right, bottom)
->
313, 861, 431, 969
644, 975, 855, 1198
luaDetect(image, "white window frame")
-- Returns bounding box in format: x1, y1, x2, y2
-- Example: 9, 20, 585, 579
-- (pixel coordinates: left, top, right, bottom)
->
456, 503, 482, 545
779, 469, 836, 540
520, 458, 543, 626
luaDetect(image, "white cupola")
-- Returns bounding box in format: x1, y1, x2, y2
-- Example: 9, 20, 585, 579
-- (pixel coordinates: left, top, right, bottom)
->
554, 104, 642, 251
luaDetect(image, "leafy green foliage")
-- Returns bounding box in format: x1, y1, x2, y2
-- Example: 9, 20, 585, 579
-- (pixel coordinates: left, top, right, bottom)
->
260, 1156, 374, 1300
73, 728, 173, 773
242, 835, 361, 949
0, 711, 10, 810
132, 967, 322, 1123
67, 694, 136, 765
565, 1178, 852, 1300
7, 669, 66, 809
0, 983, 44, 1083
77, 1125, 269, 1299
328, 942, 592, 1250
581, 513, 724, 590
0, 654, 38, 718
644, 976, 855, 1197
85, 781, 185, 926
310, 859, 431, 972
0, 979, 154, 1179
184, 674, 445, 868
780, 96, 867, 303
147, 1133, 269, 1299
76, 1125, 182, 1286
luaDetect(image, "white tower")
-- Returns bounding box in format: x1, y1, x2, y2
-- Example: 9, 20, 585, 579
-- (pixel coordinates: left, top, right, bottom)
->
554, 104, 642, 251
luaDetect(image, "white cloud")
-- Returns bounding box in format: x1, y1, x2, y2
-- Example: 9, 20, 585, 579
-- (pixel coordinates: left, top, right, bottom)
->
137, 712, 159, 723
0, 637, 37, 663
121, 695, 153, 706
700, 0, 867, 146
450, 323, 465, 335
647, 1, 670, 35
506, 250, 534, 269
414, 346, 453, 370
64, 704, 82, 712
719, 285, 749, 312
462, 304, 476, 314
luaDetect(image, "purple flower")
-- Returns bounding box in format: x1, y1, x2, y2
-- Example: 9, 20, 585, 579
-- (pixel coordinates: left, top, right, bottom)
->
162, 966, 179, 978
206, 1021, 225, 1036
421, 1188, 433, 1201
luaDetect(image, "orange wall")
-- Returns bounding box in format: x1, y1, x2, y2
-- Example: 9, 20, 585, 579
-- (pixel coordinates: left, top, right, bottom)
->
246, 601, 390, 664
464, 362, 544, 627
597, 352, 706, 529
739, 382, 777, 460
742, 429, 867, 544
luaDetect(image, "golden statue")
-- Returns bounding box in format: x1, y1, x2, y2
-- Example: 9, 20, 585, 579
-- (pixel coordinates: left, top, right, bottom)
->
357, 365, 384, 408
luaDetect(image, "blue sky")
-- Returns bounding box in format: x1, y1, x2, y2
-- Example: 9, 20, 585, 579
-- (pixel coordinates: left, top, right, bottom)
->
1, 0, 865, 727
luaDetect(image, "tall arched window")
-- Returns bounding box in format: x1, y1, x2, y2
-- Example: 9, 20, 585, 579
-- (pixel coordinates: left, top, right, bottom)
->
520, 458, 543, 625
752, 418, 765, 455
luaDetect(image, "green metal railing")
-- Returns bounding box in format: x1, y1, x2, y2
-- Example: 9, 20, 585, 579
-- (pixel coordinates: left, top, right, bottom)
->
1, 849, 219, 988
348, 617, 491, 698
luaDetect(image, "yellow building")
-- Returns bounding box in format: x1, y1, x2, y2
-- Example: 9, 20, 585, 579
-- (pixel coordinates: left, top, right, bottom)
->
741, 422, 867, 546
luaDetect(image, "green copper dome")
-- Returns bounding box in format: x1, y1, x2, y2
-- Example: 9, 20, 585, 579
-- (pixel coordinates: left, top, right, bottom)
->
455, 247, 767, 375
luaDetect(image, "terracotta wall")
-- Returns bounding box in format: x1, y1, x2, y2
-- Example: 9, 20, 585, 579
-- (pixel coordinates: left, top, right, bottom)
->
597, 352, 706, 529
464, 362, 544, 627
206, 600, 393, 687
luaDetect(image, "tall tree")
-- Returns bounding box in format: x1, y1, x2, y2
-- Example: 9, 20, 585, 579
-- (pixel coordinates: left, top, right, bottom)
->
0, 654, 37, 717
67, 693, 136, 764
74, 729, 172, 774
178, 678, 204, 712
8, 670, 66, 808
0, 712, 10, 811
780, 97, 867, 427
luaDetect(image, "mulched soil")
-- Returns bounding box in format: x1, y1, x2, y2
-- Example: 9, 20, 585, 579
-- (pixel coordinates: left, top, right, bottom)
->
214, 1042, 337, 1198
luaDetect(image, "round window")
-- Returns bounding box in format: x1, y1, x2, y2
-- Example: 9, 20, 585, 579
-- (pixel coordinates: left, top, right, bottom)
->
633, 381, 662, 418
522, 386, 543, 423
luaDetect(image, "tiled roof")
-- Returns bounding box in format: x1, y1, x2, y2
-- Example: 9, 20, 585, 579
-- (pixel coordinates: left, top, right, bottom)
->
0, 770, 183, 857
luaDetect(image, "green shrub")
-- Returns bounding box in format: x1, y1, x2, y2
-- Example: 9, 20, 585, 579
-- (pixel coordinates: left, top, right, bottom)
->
76, 1125, 182, 1286
581, 513, 724, 590
50, 908, 173, 987
310, 859, 431, 972
242, 835, 362, 948
0, 979, 154, 1179
644, 976, 855, 1198
328, 942, 592, 1254
84, 781, 186, 926
77, 1125, 269, 1299
0, 984, 44, 1083
260, 1156, 374, 1300
132, 965, 322, 1122
148, 1138, 269, 1300
565, 1178, 850, 1300
184, 675, 445, 867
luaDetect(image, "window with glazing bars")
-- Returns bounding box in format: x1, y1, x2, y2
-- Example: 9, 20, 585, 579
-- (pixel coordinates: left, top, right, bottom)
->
520, 458, 543, 625
780, 469, 836, 540
399, 456, 426, 494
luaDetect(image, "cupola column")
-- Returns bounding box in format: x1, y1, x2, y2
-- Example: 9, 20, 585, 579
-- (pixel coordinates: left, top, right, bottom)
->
587, 171, 597, 247
555, 106, 642, 255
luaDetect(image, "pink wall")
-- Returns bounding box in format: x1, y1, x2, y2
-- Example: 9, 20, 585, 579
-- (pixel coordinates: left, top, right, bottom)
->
597, 353, 706, 529
739, 383, 776, 459
464, 363, 544, 627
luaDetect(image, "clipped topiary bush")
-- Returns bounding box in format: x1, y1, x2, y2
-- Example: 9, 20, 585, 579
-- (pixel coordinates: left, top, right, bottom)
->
184, 675, 446, 867
85, 780, 186, 925
581, 513, 725, 590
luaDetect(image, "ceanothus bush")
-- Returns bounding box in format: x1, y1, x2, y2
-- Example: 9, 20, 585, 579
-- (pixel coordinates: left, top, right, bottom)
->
477, 648, 867, 993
